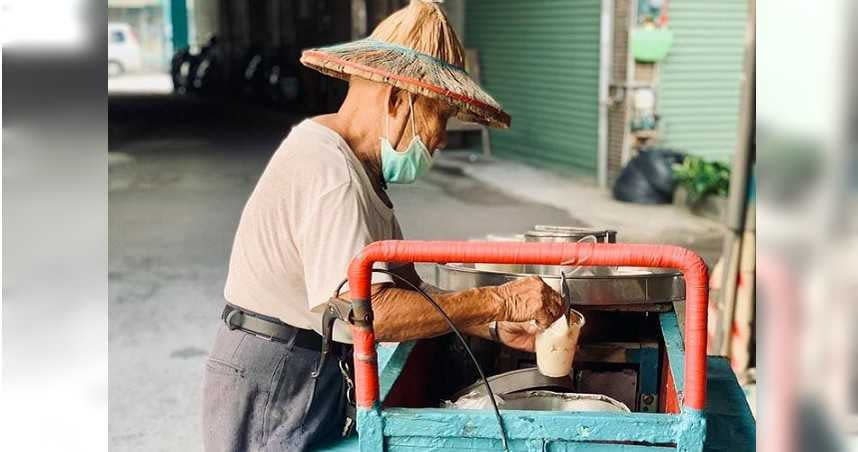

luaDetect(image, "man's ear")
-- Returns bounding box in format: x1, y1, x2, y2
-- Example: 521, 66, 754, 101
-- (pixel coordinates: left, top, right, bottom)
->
386, 87, 406, 116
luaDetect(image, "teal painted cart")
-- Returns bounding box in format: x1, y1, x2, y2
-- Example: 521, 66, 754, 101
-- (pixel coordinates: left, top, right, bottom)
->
317, 241, 756, 451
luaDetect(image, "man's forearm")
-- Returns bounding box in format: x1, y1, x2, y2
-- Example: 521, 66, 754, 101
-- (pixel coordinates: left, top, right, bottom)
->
336, 269, 500, 341
336, 269, 558, 342
417, 281, 499, 341
370, 286, 504, 342
386, 265, 496, 340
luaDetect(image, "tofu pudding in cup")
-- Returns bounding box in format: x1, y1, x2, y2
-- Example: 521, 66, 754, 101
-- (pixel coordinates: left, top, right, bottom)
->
535, 308, 585, 377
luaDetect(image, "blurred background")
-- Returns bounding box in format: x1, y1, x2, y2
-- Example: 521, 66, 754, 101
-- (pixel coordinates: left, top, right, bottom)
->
2, 0, 857, 450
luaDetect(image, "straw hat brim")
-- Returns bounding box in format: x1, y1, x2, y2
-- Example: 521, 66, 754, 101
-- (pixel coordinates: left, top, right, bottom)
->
300, 39, 510, 129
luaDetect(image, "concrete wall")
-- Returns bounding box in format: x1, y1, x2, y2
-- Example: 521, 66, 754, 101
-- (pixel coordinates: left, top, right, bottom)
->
607, 0, 634, 184
190, 0, 219, 45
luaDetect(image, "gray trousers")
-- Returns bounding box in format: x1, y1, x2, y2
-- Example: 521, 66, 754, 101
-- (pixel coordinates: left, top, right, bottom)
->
202, 323, 348, 451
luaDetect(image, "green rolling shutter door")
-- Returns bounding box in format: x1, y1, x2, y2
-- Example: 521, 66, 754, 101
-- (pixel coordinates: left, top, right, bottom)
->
656, 0, 748, 162
466, 0, 602, 174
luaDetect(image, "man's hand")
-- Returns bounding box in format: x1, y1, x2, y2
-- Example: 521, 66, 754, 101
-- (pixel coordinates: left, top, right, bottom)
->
496, 276, 564, 328
496, 321, 542, 352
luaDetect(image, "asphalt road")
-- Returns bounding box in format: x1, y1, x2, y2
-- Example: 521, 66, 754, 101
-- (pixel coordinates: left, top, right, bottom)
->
108, 94, 576, 451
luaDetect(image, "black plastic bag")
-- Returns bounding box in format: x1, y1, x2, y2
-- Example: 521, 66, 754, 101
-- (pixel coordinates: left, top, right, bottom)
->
613, 148, 685, 204
636, 148, 685, 196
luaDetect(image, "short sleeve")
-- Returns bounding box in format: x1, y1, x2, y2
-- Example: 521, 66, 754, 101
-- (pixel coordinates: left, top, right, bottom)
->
299, 182, 394, 313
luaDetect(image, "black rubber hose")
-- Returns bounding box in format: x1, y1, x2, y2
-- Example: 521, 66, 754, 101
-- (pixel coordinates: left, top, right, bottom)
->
330, 274, 510, 450
365, 270, 511, 451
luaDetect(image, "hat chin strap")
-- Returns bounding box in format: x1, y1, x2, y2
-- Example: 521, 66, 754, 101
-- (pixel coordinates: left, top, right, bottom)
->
384, 93, 418, 151
408, 94, 417, 140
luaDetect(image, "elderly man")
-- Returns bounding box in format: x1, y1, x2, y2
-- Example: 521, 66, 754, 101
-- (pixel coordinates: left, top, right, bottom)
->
202, 1, 564, 451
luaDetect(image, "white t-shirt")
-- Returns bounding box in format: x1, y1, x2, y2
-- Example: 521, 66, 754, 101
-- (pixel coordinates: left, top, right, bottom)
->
224, 119, 401, 343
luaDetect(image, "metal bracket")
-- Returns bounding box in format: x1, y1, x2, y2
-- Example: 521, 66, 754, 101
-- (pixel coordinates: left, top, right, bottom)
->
312, 304, 340, 378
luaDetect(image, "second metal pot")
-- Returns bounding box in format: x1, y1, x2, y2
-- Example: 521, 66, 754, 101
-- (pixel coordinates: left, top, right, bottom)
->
524, 226, 617, 275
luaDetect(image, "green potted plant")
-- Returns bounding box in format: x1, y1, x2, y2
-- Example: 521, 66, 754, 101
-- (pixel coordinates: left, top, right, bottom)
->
672, 156, 731, 220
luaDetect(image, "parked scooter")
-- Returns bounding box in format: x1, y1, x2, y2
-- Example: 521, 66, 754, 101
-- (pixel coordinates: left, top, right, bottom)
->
261, 47, 300, 107
170, 36, 222, 96
191, 37, 224, 95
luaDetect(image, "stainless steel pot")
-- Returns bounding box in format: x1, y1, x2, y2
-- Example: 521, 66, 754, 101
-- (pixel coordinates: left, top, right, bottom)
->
530, 225, 618, 243
524, 226, 617, 275
500, 390, 630, 412
435, 263, 684, 306
452, 367, 574, 400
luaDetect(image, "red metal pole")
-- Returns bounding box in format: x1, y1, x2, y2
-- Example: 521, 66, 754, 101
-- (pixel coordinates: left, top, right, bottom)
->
348, 240, 709, 411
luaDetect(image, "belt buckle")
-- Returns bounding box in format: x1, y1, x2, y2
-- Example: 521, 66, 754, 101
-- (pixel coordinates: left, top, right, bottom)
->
225, 309, 241, 330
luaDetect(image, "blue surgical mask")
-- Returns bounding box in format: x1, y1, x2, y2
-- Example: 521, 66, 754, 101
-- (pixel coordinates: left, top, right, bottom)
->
380, 94, 434, 184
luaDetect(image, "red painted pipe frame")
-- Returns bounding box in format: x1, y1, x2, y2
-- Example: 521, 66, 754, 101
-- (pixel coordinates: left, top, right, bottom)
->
348, 240, 709, 411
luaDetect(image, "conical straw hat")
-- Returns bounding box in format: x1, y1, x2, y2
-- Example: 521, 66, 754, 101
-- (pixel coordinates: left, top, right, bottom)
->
300, 0, 510, 128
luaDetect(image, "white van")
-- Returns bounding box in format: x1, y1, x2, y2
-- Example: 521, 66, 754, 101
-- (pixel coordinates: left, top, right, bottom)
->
108, 22, 142, 77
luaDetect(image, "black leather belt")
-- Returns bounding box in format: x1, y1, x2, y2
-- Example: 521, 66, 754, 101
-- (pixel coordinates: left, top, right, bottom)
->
222, 302, 356, 437
221, 304, 343, 355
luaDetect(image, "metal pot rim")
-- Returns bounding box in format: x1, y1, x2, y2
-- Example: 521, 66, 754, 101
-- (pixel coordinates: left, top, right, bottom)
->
452, 367, 575, 400
437, 263, 681, 280
525, 229, 614, 238
533, 225, 617, 234
501, 390, 631, 412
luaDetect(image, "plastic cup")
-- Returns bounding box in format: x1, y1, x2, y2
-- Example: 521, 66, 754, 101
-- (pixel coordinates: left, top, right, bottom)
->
534, 309, 585, 377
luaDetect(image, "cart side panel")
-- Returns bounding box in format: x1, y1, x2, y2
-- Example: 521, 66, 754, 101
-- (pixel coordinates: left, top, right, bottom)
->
387, 436, 676, 451
382, 408, 680, 444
